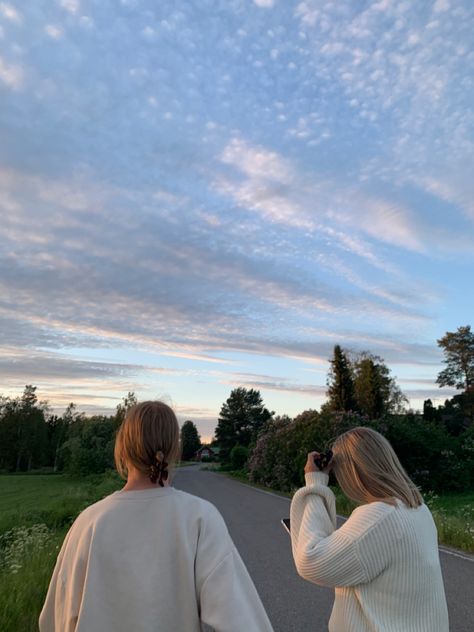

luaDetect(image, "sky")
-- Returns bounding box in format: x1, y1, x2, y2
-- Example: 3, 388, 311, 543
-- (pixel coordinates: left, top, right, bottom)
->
0, 0, 473, 442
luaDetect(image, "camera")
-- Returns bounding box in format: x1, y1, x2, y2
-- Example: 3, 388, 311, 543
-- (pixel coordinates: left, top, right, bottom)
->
313, 449, 333, 470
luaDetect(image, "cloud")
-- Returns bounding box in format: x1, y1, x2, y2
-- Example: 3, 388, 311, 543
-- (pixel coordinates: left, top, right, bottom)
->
226, 371, 327, 397
59, 0, 80, 14
253, 0, 275, 8
0, 55, 23, 89
0, 3, 21, 23
0, 0, 471, 419
433, 0, 450, 13
45, 25, 63, 40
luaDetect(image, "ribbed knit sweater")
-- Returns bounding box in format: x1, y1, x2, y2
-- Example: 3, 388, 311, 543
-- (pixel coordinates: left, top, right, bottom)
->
39, 486, 274, 632
290, 472, 449, 632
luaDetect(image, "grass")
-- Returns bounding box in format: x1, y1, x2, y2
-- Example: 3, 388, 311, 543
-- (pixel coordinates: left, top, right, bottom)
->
0, 472, 123, 632
424, 490, 474, 552
219, 469, 474, 553
0, 471, 122, 535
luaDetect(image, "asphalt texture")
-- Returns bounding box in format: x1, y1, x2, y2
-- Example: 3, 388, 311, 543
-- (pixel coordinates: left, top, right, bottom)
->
173, 464, 474, 632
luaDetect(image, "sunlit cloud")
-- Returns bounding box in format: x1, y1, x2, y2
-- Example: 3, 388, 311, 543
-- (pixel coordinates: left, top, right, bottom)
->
0, 0, 472, 420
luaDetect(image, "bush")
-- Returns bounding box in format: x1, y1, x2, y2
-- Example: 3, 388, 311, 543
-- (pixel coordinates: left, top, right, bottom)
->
249, 410, 372, 491
384, 414, 470, 492
248, 409, 474, 494
61, 418, 115, 476
229, 445, 249, 470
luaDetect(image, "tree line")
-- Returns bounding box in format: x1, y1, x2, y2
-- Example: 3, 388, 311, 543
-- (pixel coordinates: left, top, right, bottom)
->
1, 324, 472, 491
214, 325, 474, 493
0, 390, 203, 475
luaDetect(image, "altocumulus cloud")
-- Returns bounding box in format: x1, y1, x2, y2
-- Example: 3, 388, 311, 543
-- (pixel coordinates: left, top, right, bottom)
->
0, 0, 473, 425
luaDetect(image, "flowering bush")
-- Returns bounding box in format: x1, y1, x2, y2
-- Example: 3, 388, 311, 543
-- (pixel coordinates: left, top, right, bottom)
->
249, 410, 372, 491
0, 524, 51, 574
248, 409, 474, 494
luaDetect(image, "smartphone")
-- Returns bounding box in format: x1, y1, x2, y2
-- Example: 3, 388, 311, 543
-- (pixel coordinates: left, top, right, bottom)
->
281, 518, 290, 534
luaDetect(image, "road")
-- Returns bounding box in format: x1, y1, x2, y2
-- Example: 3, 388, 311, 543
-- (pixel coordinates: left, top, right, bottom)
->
173, 465, 474, 632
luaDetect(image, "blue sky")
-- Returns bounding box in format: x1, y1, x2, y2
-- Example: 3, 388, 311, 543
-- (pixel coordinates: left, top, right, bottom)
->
0, 0, 473, 441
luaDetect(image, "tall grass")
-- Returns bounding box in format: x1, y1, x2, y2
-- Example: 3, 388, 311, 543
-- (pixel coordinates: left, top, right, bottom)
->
0, 472, 122, 632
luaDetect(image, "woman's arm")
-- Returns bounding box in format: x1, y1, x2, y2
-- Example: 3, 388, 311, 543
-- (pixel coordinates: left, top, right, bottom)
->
199, 546, 274, 632
39, 516, 93, 632
39, 526, 81, 632
290, 471, 392, 588
195, 504, 274, 632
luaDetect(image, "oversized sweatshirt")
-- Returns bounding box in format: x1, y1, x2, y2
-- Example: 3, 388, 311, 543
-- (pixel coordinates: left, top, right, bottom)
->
39, 486, 274, 632
290, 472, 449, 632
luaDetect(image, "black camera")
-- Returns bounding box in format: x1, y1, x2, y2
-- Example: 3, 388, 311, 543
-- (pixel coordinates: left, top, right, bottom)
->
313, 449, 333, 470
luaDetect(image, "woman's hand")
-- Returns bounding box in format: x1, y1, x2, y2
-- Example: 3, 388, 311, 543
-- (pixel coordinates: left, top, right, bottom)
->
304, 451, 333, 475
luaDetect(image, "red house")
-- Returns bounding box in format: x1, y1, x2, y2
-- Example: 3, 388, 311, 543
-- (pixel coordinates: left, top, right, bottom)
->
195, 446, 219, 461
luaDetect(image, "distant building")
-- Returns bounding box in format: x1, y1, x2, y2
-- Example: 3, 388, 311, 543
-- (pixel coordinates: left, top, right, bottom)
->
195, 445, 220, 461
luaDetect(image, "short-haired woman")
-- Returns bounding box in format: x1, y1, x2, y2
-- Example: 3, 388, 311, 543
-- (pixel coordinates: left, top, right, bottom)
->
290, 426, 449, 632
40, 401, 273, 632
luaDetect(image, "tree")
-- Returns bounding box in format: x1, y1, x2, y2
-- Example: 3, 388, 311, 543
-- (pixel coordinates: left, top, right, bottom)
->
437, 325, 474, 392
14, 386, 48, 471
115, 392, 138, 425
61, 415, 116, 476
423, 399, 438, 423
326, 345, 356, 411
215, 388, 273, 462
353, 353, 406, 419
180, 420, 201, 460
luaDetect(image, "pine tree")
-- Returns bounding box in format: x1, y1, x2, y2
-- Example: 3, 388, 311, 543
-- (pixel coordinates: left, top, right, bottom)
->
180, 420, 201, 460
353, 356, 386, 419
215, 388, 273, 462
326, 345, 356, 411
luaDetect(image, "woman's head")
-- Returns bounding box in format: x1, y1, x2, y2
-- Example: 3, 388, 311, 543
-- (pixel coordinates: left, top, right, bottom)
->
331, 426, 422, 508
114, 401, 181, 484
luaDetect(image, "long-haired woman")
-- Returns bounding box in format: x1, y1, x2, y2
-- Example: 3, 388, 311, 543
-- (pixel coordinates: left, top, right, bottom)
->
40, 401, 273, 632
290, 426, 449, 632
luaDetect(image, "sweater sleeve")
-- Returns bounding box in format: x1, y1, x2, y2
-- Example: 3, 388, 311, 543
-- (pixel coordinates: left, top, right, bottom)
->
39, 518, 92, 632
39, 526, 80, 632
195, 504, 274, 632
290, 472, 392, 588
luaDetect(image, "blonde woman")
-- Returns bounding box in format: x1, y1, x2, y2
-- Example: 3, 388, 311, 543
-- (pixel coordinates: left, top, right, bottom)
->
40, 401, 273, 632
290, 426, 449, 632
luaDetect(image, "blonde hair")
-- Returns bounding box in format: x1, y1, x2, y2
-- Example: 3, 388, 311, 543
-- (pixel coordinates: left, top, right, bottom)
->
332, 427, 422, 508
114, 401, 181, 483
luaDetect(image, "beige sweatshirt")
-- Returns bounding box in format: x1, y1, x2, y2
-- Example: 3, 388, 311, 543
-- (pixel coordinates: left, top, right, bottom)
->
290, 471, 449, 632
39, 486, 274, 632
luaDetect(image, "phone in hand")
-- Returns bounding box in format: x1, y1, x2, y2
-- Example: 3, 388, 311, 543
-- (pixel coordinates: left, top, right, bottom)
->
281, 518, 290, 534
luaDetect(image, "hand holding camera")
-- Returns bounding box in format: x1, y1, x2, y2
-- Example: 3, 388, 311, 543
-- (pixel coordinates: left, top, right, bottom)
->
304, 449, 333, 474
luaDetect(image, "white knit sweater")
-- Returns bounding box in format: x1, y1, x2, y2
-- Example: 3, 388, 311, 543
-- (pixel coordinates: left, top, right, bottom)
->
290, 472, 449, 632
39, 486, 274, 632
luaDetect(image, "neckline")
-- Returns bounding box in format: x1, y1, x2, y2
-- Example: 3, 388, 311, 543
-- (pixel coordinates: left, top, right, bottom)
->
112, 486, 175, 499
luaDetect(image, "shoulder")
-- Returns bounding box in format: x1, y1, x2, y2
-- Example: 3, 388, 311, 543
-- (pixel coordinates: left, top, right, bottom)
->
339, 501, 398, 540
176, 490, 226, 524
172, 489, 229, 534
87, 488, 222, 520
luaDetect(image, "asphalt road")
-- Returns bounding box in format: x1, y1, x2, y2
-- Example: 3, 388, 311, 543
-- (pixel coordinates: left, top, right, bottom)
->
173, 465, 474, 632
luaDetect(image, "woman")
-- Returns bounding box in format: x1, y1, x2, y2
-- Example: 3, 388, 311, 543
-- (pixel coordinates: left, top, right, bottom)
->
290, 426, 449, 632
40, 401, 273, 632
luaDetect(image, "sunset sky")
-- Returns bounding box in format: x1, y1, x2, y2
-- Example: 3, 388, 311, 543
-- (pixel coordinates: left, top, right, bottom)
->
1, 0, 473, 441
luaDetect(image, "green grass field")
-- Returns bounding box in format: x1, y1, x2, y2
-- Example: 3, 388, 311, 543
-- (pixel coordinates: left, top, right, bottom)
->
0, 472, 123, 632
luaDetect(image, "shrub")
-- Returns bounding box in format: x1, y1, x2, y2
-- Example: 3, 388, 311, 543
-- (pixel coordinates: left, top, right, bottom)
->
229, 445, 249, 470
